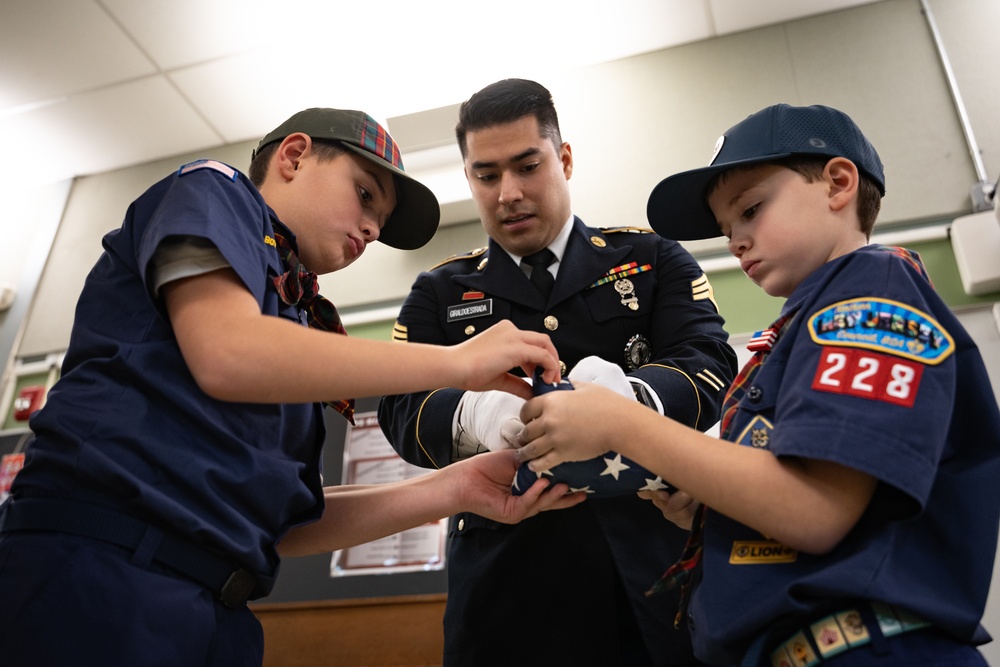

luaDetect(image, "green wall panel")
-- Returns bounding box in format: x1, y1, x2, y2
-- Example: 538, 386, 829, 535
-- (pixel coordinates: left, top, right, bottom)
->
348, 237, 999, 345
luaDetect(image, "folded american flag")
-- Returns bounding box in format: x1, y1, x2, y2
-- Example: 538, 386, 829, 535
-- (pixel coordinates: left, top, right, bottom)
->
511, 368, 673, 497
512, 451, 673, 497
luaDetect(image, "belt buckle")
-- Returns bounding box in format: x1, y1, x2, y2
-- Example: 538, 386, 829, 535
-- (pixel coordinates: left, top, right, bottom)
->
220, 568, 256, 609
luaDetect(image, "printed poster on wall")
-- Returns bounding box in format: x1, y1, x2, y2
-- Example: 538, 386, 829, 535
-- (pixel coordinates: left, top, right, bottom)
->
330, 411, 447, 576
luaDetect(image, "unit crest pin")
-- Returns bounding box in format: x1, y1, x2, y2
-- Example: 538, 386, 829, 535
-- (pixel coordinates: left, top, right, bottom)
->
624, 334, 651, 370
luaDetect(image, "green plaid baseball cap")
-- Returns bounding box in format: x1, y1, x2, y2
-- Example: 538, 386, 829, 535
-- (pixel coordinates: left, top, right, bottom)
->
254, 108, 440, 250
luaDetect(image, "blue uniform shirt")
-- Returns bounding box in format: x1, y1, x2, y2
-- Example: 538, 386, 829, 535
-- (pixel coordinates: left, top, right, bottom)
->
16, 160, 326, 595
688, 245, 1000, 665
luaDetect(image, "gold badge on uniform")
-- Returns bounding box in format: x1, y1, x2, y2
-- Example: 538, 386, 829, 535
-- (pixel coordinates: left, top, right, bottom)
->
624, 334, 651, 370
615, 279, 639, 310
729, 540, 798, 564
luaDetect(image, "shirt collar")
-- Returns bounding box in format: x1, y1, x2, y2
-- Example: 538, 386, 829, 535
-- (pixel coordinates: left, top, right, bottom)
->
505, 213, 575, 275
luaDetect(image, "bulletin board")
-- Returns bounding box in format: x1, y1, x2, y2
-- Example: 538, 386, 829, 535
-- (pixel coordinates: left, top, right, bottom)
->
330, 410, 447, 576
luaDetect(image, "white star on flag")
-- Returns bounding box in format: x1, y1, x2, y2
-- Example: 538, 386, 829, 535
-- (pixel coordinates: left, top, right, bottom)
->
600, 453, 631, 480
640, 476, 670, 492
512, 450, 675, 499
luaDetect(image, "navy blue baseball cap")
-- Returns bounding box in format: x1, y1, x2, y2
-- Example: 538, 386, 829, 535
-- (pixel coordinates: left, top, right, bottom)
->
646, 104, 885, 241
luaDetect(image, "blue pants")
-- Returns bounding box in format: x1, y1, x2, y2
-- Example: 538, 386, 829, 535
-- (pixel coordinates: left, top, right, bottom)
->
0, 532, 264, 667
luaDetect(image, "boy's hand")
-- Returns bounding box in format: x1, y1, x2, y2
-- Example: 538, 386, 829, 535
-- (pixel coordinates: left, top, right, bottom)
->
516, 381, 623, 470
450, 321, 560, 399
453, 450, 585, 522
637, 489, 698, 530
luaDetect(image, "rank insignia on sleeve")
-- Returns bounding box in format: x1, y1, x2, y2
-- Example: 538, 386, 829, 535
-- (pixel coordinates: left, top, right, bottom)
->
391, 321, 408, 342
807, 298, 954, 365
691, 273, 720, 312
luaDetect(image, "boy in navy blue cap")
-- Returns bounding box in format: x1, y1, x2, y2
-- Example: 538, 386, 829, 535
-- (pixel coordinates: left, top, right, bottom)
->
515, 104, 1000, 665
0, 108, 581, 666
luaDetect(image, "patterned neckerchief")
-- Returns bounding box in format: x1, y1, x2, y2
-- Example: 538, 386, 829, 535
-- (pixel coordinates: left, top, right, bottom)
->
271, 229, 355, 424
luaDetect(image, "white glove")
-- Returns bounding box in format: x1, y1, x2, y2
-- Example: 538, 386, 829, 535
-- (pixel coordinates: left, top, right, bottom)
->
568, 356, 636, 401
453, 390, 526, 459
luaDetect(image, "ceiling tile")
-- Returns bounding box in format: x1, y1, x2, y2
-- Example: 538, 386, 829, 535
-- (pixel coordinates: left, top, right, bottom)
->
0, 76, 222, 187
168, 47, 357, 146
0, 0, 893, 189
708, 0, 883, 35
0, 0, 155, 112
99, 0, 277, 70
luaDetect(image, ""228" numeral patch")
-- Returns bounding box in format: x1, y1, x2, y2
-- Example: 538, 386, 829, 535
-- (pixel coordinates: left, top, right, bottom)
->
811, 347, 923, 407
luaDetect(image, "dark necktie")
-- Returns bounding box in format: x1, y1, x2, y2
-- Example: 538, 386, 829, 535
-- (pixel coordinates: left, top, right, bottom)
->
521, 248, 556, 300
646, 310, 796, 626
271, 229, 355, 424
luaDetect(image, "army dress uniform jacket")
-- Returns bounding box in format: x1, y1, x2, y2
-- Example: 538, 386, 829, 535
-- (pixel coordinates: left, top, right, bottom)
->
379, 216, 737, 666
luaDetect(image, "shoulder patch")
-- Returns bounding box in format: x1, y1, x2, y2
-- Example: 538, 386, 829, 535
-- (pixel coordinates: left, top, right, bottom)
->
807, 297, 954, 364
600, 226, 654, 234
177, 159, 238, 181
428, 246, 487, 271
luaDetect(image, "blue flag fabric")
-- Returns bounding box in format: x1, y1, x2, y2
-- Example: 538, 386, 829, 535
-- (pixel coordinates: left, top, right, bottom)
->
511, 370, 671, 498
512, 451, 672, 497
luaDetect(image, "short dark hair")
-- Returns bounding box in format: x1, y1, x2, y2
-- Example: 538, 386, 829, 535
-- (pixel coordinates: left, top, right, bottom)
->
455, 78, 562, 158
709, 155, 882, 238
248, 139, 346, 188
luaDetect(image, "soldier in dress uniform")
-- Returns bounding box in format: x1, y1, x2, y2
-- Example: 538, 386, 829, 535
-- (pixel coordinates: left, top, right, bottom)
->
378, 79, 737, 666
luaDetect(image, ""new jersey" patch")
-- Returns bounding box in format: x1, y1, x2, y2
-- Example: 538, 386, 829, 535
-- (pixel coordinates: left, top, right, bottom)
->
807, 298, 954, 365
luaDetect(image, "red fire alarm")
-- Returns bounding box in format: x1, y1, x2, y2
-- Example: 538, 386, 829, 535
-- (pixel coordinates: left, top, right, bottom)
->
12, 385, 46, 421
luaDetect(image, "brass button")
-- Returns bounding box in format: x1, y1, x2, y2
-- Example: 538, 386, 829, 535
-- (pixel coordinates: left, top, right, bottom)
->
559, 360, 567, 376
544, 315, 559, 331
464, 325, 475, 336
457, 518, 465, 531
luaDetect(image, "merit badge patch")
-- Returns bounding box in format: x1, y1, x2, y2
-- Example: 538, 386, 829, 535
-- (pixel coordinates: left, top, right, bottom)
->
734, 415, 773, 449
807, 298, 954, 365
